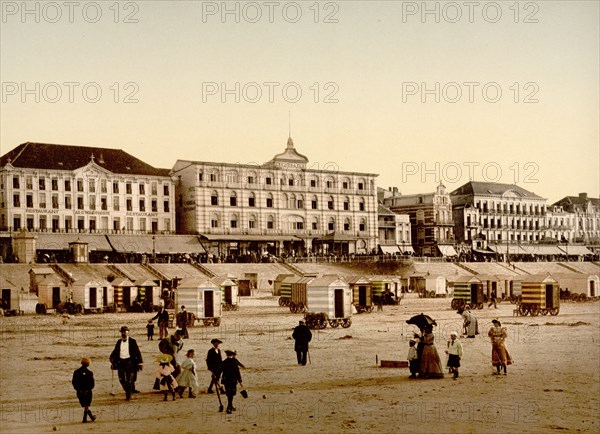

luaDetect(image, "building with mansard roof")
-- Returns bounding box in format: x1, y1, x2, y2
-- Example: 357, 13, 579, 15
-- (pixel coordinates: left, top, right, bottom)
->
553, 193, 600, 246
0, 142, 176, 235
171, 137, 379, 257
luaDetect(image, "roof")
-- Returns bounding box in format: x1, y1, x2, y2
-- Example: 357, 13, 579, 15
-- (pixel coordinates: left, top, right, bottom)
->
263, 137, 309, 166
378, 204, 396, 215
0, 142, 170, 177
450, 181, 544, 200
307, 275, 348, 287
107, 235, 205, 254
553, 195, 600, 207
36, 234, 113, 251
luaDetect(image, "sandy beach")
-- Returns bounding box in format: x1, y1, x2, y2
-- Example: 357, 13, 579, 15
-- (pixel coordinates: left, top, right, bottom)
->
1, 293, 599, 433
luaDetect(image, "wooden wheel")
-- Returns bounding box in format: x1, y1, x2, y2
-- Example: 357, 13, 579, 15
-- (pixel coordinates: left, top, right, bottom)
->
518, 304, 529, 316
289, 302, 297, 313
476, 303, 484, 309
213, 318, 221, 326
570, 293, 579, 302
541, 309, 548, 316
278, 297, 285, 307
578, 294, 587, 302
328, 319, 340, 328
550, 307, 559, 316
529, 305, 540, 316
203, 319, 212, 326
297, 302, 306, 313
341, 318, 352, 328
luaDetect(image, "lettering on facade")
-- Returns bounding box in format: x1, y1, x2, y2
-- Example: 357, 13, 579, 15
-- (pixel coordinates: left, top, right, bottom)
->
74, 210, 110, 216
26, 208, 59, 214
126, 212, 159, 217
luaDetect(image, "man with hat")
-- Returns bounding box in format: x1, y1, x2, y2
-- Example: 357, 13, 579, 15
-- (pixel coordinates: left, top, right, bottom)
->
292, 320, 312, 366
110, 326, 143, 400
176, 305, 190, 339
206, 338, 224, 393
218, 349, 242, 414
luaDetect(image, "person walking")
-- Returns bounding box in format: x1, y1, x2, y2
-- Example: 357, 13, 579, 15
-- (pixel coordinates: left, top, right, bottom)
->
156, 354, 178, 401
419, 325, 444, 379
146, 320, 155, 341
292, 320, 312, 365
445, 331, 463, 379
488, 319, 512, 375
176, 305, 190, 339
176, 349, 199, 398
457, 308, 479, 338
488, 289, 498, 309
72, 357, 96, 423
218, 349, 243, 414
151, 304, 170, 340
109, 326, 143, 401
206, 338, 224, 393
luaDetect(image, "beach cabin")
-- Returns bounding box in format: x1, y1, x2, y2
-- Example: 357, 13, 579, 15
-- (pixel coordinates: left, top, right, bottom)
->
176, 278, 222, 326
212, 276, 239, 310
370, 275, 394, 304
71, 279, 114, 313
273, 274, 295, 298
111, 277, 136, 312
551, 273, 600, 299
306, 276, 352, 328
451, 275, 484, 310
29, 266, 69, 313
289, 276, 314, 313
344, 275, 373, 313
278, 275, 298, 307
520, 273, 560, 316
0, 265, 39, 314
133, 279, 160, 312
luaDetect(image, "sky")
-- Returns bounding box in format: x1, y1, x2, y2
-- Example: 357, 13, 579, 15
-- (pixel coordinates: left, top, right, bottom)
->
1, 0, 598, 203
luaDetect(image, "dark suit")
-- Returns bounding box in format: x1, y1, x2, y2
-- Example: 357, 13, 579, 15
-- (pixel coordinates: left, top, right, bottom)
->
152, 308, 170, 339
110, 337, 143, 400
292, 324, 312, 365
72, 366, 94, 407
219, 357, 242, 412
206, 347, 223, 392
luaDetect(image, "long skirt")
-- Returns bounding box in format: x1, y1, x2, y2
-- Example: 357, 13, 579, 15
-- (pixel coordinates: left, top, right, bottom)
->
420, 345, 444, 378
491, 343, 513, 366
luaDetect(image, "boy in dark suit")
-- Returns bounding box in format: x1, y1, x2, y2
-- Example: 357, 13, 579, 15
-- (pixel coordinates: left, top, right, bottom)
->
72, 357, 96, 423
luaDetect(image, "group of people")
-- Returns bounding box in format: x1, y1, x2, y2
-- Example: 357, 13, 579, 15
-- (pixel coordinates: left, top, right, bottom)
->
405, 314, 512, 380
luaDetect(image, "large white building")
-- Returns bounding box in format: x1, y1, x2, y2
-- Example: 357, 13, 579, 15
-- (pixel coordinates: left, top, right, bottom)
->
0, 142, 176, 234
172, 137, 379, 257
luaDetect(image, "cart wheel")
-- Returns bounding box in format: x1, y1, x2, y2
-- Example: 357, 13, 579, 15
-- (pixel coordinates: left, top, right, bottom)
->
368, 305, 374, 313
342, 318, 352, 328
541, 309, 548, 316
203, 319, 212, 326
319, 319, 327, 329
328, 319, 340, 328
289, 303, 297, 313
477, 303, 484, 309
297, 302, 305, 313
570, 293, 578, 302
518, 304, 529, 316
278, 297, 285, 307
550, 307, 559, 316
529, 305, 540, 316
213, 318, 221, 327
509, 296, 517, 304
579, 294, 587, 302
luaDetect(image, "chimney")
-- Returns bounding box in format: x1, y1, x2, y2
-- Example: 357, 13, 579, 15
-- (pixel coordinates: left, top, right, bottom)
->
579, 193, 588, 201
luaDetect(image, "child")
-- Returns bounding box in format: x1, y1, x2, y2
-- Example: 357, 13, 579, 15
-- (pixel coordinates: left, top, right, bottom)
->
445, 331, 463, 379
72, 357, 96, 423
219, 349, 242, 414
176, 349, 199, 398
407, 340, 419, 378
156, 354, 178, 401
146, 320, 155, 341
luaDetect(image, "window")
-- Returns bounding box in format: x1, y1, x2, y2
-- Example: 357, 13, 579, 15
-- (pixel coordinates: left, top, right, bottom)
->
342, 181, 348, 189
126, 217, 134, 231
211, 216, 219, 228
198, 173, 203, 182
26, 194, 33, 208
267, 217, 274, 229
312, 200, 318, 209
164, 201, 170, 212
77, 179, 84, 192
328, 220, 334, 231
139, 183, 145, 195
101, 197, 107, 210
210, 173, 218, 182
65, 180, 71, 191
65, 195, 72, 209
359, 201, 365, 211
126, 199, 132, 211
230, 195, 237, 206
297, 200, 304, 209
126, 183, 132, 195
310, 179, 317, 187
39, 215, 47, 230
230, 219, 237, 228
77, 196, 84, 210
39, 178, 46, 190
113, 196, 120, 211
248, 176, 254, 184
164, 218, 171, 232
326, 180, 333, 188
211, 193, 218, 206
100, 179, 107, 193
248, 196, 255, 207
13, 216, 21, 230
328, 200, 334, 210
266, 177, 272, 185
163, 185, 169, 196
289, 179, 294, 186
51, 178, 58, 191
293, 221, 304, 230
358, 182, 364, 190
343, 200, 349, 211
139, 218, 146, 232
139, 199, 145, 212
88, 179, 95, 193
151, 182, 158, 195
344, 220, 350, 231
312, 221, 318, 230
359, 222, 366, 231
39, 193, 46, 208
113, 182, 119, 193
266, 198, 273, 208
12, 176, 20, 189
89, 195, 96, 210
52, 195, 59, 209
249, 217, 256, 229
152, 200, 158, 212
25, 177, 33, 189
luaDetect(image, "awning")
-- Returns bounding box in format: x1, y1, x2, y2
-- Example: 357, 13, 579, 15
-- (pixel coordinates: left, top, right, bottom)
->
36, 233, 113, 251
379, 245, 400, 254
315, 232, 357, 242
472, 248, 495, 255
399, 245, 415, 254
531, 245, 564, 255
107, 235, 154, 253
107, 235, 206, 254
437, 245, 458, 257
200, 234, 299, 242
558, 245, 593, 256
488, 245, 525, 255
155, 236, 205, 254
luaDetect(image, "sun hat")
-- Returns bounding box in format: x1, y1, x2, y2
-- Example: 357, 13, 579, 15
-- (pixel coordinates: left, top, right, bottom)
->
156, 353, 173, 364
211, 338, 223, 344
224, 349, 236, 356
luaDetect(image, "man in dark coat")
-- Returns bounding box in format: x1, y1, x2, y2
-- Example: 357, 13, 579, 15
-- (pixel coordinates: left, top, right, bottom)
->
206, 338, 223, 393
110, 326, 143, 400
218, 349, 242, 414
292, 320, 312, 365
176, 305, 190, 339
72, 357, 96, 423
151, 304, 170, 339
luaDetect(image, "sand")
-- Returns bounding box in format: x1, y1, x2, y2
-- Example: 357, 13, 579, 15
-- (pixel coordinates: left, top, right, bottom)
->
1, 293, 599, 433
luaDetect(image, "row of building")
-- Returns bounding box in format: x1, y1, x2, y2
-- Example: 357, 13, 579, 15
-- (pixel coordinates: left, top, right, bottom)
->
0, 140, 598, 261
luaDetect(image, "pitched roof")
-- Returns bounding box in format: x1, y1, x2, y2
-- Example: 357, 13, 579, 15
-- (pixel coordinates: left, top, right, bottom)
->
553, 195, 600, 207
450, 181, 543, 199
0, 142, 171, 177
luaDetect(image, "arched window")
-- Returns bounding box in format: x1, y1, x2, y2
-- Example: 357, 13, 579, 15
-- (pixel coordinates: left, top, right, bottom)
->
344, 217, 351, 231
230, 213, 238, 229
288, 193, 296, 209
328, 217, 335, 231
229, 191, 237, 207
248, 192, 256, 207
327, 196, 335, 210
267, 215, 275, 230
266, 193, 274, 208
343, 196, 350, 211
311, 195, 318, 210
211, 190, 219, 206
359, 218, 366, 232
311, 216, 319, 231
359, 197, 365, 211
248, 214, 257, 229
210, 213, 219, 228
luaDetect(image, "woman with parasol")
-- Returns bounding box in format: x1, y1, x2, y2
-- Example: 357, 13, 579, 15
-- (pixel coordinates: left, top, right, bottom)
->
406, 314, 444, 379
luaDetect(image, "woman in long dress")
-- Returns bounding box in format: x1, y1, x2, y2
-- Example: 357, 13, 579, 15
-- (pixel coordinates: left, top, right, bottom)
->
419, 325, 444, 378
488, 319, 512, 375
176, 349, 199, 398
458, 308, 479, 338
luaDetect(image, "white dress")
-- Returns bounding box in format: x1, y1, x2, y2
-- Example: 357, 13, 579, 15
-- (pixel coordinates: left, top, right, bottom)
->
176, 357, 199, 389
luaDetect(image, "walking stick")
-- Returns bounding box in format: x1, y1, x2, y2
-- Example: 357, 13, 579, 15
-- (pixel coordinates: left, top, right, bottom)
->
307, 349, 311, 365
110, 370, 116, 396
213, 379, 224, 412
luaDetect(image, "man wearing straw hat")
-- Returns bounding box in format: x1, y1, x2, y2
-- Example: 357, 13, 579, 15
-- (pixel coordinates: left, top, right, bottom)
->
110, 326, 143, 401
